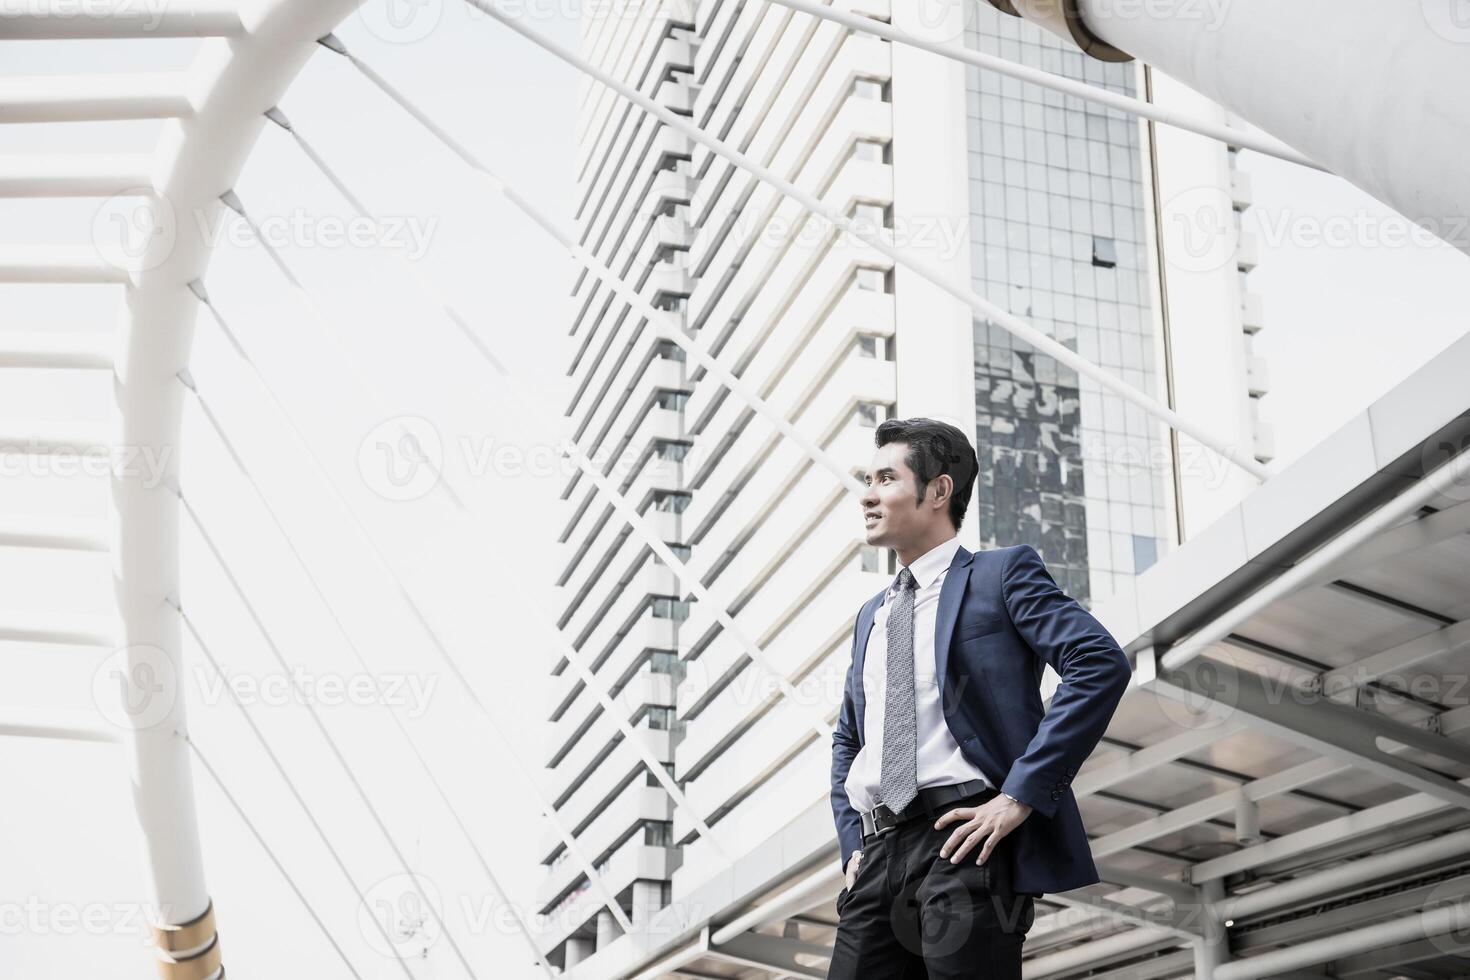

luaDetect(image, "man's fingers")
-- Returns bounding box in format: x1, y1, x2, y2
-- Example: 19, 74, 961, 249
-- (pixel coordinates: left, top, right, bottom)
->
933, 806, 972, 830
949, 829, 983, 863
976, 831, 998, 865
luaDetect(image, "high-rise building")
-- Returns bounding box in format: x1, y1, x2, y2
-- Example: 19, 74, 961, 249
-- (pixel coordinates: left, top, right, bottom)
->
540, 0, 1269, 973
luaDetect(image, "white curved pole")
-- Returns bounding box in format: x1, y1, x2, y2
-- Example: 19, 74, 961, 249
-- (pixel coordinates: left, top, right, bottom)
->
108, 2, 367, 976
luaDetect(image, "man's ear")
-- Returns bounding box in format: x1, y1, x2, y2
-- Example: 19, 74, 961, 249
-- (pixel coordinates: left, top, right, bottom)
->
932, 474, 954, 509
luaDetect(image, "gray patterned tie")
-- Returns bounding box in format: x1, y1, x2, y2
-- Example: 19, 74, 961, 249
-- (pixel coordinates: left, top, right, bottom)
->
879, 567, 920, 814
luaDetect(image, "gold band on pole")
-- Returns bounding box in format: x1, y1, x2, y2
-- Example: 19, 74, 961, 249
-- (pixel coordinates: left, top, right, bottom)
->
153, 900, 222, 980
153, 898, 217, 952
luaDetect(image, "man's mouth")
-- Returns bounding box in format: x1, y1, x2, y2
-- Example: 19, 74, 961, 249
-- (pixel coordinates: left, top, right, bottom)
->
864, 513, 882, 527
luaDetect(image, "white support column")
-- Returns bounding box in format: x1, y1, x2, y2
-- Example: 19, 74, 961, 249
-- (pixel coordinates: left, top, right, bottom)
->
563, 935, 594, 968
1193, 878, 1231, 978
596, 906, 621, 950
102, 2, 370, 978
888, 0, 982, 545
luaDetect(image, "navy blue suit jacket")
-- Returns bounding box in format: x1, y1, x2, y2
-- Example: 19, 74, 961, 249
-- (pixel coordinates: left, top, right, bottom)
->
829, 542, 1132, 896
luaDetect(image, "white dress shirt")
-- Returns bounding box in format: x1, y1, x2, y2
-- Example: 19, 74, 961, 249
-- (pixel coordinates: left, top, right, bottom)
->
845, 534, 991, 814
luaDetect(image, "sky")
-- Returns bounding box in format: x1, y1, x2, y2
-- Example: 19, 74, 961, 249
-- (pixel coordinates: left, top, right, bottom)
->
1, 3, 1467, 978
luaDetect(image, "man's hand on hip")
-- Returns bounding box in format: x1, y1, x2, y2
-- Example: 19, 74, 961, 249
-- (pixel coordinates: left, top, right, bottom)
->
844, 850, 863, 890
934, 794, 1033, 865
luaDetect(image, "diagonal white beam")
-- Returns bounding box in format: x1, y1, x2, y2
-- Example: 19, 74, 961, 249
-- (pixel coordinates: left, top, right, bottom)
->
1306, 498, 1470, 589
178, 373, 643, 975
177, 500, 483, 980
0, 3, 243, 39
176, 613, 418, 980
0, 73, 192, 123
186, 737, 365, 979
0, 331, 112, 370
191, 294, 638, 934
766, 0, 1320, 170
0, 246, 127, 284
315, 39, 864, 499
1319, 618, 1470, 700
1075, 720, 1248, 797
243, 92, 841, 755
462, 0, 1272, 481
0, 154, 152, 197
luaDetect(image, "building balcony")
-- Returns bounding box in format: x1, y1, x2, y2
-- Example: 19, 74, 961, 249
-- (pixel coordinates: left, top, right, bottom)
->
1236, 229, 1259, 271
1247, 353, 1271, 397
1230, 168, 1253, 210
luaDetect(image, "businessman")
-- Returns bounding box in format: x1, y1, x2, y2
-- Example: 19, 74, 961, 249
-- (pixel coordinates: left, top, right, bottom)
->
828, 417, 1133, 978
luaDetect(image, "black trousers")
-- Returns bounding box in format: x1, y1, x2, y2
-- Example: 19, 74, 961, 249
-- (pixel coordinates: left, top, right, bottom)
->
828, 788, 1036, 979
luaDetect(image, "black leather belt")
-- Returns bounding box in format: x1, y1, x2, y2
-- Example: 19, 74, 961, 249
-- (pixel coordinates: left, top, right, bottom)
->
860, 779, 996, 841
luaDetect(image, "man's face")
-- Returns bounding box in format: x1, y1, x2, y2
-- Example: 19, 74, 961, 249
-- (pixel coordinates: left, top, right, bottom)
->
861, 441, 946, 548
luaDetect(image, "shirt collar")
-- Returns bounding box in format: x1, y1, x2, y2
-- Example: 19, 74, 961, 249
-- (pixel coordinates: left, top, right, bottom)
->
892, 534, 962, 595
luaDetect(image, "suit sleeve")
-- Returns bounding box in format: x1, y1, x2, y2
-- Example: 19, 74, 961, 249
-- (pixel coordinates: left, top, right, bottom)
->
998, 544, 1132, 820
830, 610, 866, 873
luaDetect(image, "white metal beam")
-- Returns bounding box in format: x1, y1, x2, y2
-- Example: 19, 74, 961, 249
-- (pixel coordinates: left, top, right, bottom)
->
0, 3, 244, 39
0, 708, 119, 743
1075, 721, 1248, 797
0, 247, 128, 284
1306, 498, 1470, 589
0, 332, 112, 370
0, 73, 192, 123
0, 422, 107, 455
0, 610, 115, 647
0, 155, 153, 197
1319, 618, 1470, 700
0, 514, 109, 552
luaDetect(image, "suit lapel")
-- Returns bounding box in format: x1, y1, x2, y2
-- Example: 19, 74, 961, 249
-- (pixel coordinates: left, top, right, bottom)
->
934, 544, 975, 704
851, 589, 883, 743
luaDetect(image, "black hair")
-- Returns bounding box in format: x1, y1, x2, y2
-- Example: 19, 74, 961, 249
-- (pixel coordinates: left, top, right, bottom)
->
873, 417, 979, 531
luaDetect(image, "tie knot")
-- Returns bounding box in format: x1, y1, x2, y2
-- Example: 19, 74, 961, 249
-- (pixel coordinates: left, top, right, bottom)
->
896, 567, 917, 592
